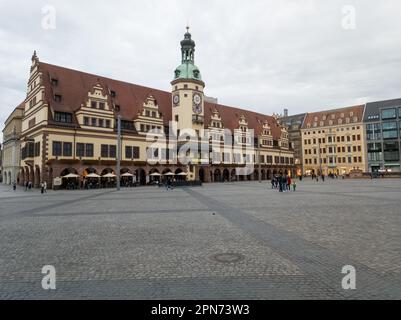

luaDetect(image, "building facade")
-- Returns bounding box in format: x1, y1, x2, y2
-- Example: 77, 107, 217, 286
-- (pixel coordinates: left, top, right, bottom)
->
301, 105, 366, 176
278, 112, 306, 177
13, 29, 294, 189
364, 98, 401, 173
2, 103, 24, 185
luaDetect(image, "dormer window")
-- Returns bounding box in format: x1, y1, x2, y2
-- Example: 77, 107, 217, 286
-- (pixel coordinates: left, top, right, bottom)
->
110, 90, 116, 97
91, 101, 97, 108
51, 78, 58, 86
99, 102, 105, 110
54, 112, 72, 123
193, 70, 199, 78
54, 94, 62, 102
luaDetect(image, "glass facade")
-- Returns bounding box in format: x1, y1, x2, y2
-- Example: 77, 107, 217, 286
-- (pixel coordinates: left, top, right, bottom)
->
382, 122, 398, 139
381, 108, 397, 120
383, 141, 400, 162
366, 123, 382, 140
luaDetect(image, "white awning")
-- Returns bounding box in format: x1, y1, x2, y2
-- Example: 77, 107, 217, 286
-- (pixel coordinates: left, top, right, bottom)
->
86, 173, 101, 178
121, 172, 134, 177
102, 173, 116, 178
150, 172, 161, 176
63, 173, 80, 178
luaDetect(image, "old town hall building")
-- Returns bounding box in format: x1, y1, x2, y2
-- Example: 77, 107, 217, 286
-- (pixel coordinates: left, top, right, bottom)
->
4, 28, 295, 188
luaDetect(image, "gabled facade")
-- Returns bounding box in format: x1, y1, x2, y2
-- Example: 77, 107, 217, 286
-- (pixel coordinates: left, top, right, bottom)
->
12, 29, 294, 189
2, 103, 24, 184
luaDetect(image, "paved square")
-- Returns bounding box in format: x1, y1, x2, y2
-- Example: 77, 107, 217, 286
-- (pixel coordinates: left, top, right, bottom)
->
0, 179, 400, 299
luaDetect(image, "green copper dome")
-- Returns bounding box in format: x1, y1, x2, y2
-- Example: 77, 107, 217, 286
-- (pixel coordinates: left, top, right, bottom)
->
173, 27, 203, 82
174, 62, 202, 81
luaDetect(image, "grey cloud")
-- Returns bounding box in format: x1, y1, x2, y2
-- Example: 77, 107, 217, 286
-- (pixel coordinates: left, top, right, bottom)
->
1, 0, 401, 138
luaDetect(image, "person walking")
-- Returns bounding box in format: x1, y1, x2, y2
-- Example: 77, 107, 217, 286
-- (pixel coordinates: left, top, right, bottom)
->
279, 175, 283, 192
12, 181, 17, 192
25, 181, 29, 191
292, 181, 297, 192
44, 181, 47, 193
287, 176, 292, 191
40, 181, 45, 194
271, 177, 275, 189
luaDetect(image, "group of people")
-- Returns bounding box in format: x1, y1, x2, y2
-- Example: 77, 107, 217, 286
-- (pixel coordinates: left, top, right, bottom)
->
271, 175, 296, 192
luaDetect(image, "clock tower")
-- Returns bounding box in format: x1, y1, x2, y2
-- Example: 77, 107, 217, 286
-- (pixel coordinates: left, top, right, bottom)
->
171, 27, 205, 134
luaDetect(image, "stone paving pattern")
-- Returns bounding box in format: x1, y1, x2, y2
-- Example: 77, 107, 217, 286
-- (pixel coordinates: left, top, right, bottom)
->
0, 179, 400, 299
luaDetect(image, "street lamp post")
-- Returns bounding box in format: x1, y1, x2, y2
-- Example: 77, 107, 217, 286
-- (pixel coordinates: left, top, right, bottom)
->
116, 113, 121, 191
258, 144, 262, 183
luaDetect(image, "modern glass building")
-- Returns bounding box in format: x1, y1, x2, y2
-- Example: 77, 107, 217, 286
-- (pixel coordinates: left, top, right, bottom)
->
364, 98, 401, 173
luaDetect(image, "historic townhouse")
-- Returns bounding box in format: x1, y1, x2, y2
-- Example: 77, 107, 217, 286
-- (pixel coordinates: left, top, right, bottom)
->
278, 111, 307, 177
301, 105, 366, 176
15, 29, 294, 188
2, 103, 24, 185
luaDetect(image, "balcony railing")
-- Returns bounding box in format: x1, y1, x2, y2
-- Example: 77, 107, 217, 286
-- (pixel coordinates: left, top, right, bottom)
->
192, 115, 204, 124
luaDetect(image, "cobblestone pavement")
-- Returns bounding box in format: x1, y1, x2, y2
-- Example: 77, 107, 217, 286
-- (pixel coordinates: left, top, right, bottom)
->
0, 179, 400, 299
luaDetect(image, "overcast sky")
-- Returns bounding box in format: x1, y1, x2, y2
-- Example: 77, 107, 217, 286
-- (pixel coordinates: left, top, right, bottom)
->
1, 0, 401, 136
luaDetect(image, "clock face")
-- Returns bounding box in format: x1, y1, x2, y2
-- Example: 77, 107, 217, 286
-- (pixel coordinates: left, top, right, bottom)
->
193, 93, 202, 106
173, 94, 180, 106
193, 104, 202, 114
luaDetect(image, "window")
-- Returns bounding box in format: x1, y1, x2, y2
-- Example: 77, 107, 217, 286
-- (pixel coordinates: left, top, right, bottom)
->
84, 117, 89, 126
366, 123, 382, 140
28, 118, 36, 128
101, 145, 109, 158
121, 120, 134, 130
51, 78, 58, 86
98, 119, 104, 127
381, 108, 396, 120
382, 122, 398, 139
106, 120, 111, 128
34, 142, 40, 157
99, 102, 105, 110
52, 141, 62, 156
85, 144, 94, 157
91, 118, 97, 126
63, 142, 72, 157
383, 141, 400, 161
125, 146, 133, 159
367, 143, 382, 161
54, 94, 62, 102
91, 101, 97, 108
133, 146, 140, 159
109, 145, 116, 158
110, 90, 116, 97
54, 112, 72, 123
76, 143, 85, 157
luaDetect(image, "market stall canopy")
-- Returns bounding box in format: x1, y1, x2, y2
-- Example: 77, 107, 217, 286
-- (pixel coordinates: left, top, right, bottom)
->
86, 173, 101, 178
121, 172, 134, 177
150, 172, 162, 176
63, 173, 80, 178
176, 172, 188, 176
163, 172, 174, 176
102, 173, 116, 178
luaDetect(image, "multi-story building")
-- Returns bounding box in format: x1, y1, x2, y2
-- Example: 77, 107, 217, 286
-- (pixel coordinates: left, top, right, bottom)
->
1, 103, 24, 185
301, 105, 366, 176
13, 29, 294, 189
278, 110, 306, 177
364, 98, 401, 173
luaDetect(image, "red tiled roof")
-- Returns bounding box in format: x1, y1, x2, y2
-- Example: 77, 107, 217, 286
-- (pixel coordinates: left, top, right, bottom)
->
302, 105, 365, 129
38, 62, 283, 140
